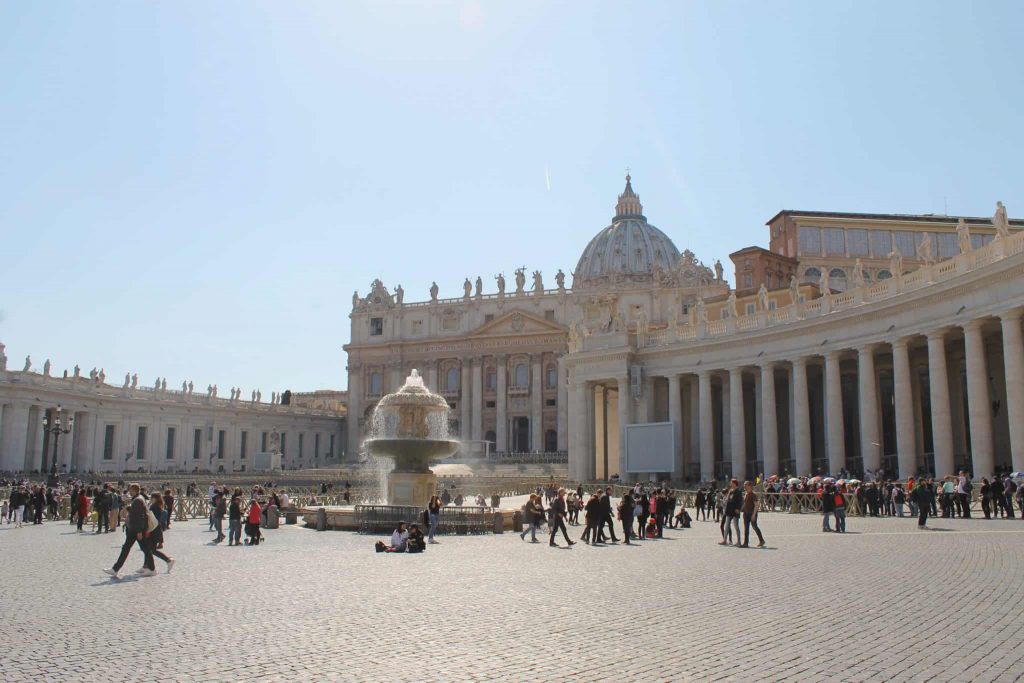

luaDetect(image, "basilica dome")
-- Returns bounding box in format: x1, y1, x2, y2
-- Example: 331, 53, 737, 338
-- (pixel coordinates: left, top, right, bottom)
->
573, 175, 681, 289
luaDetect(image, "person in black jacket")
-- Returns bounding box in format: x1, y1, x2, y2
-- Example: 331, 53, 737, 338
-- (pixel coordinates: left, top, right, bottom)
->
599, 487, 619, 543
821, 485, 836, 532
912, 482, 932, 529
103, 483, 155, 579
618, 493, 634, 544
719, 479, 742, 545
581, 492, 601, 544
548, 488, 575, 547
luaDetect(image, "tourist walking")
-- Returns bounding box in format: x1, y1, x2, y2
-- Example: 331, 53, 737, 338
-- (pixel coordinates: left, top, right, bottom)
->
740, 481, 765, 547
103, 483, 155, 579
519, 494, 542, 542
548, 488, 575, 547
618, 491, 634, 544
427, 494, 442, 543
956, 472, 972, 518
695, 487, 707, 521
719, 480, 742, 546
212, 491, 226, 543
600, 487, 619, 543
75, 488, 89, 532
228, 494, 242, 546
912, 480, 931, 529
821, 484, 835, 532
148, 493, 175, 573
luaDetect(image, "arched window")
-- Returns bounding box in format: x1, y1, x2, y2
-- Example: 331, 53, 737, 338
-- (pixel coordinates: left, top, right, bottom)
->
514, 363, 529, 388
829, 268, 847, 292
544, 429, 558, 452
369, 372, 382, 396
546, 365, 557, 388
446, 368, 459, 392
876, 269, 892, 280
804, 267, 821, 283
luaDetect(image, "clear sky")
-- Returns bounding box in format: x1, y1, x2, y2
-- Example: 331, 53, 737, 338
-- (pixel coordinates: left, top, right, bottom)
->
2, 1, 1022, 394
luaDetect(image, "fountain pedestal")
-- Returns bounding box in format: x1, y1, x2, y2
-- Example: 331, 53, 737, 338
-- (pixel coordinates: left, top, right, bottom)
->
386, 471, 438, 507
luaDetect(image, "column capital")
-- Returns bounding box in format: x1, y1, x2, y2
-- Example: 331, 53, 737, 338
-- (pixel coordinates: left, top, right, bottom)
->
1000, 308, 1024, 324
791, 356, 808, 369
667, 373, 681, 386
962, 318, 986, 333
857, 343, 879, 355
728, 366, 745, 377
824, 349, 844, 361
759, 360, 777, 371
926, 327, 950, 343
890, 336, 911, 350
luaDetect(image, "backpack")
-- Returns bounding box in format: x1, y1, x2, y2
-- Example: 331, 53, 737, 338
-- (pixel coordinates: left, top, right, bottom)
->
964, 480, 973, 493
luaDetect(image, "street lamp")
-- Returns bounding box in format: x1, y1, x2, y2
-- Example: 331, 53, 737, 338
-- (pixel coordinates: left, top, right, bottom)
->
41, 405, 74, 486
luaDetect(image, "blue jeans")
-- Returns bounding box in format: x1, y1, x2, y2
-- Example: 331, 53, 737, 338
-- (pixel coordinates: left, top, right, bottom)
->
428, 513, 439, 541
834, 508, 846, 533
822, 511, 832, 531
214, 515, 224, 539
229, 519, 241, 544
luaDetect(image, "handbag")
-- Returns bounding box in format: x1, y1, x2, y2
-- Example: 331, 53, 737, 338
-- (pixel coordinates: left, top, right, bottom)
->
145, 509, 159, 533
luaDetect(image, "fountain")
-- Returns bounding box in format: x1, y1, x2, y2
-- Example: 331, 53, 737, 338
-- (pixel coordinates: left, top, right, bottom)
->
364, 369, 459, 506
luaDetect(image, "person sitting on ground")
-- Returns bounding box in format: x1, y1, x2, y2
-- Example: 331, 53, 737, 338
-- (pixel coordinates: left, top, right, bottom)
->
645, 515, 659, 538
406, 523, 425, 553
674, 507, 692, 528
388, 522, 409, 552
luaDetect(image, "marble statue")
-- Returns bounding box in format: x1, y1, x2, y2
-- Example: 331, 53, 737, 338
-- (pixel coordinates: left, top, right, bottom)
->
89, 367, 97, 380
98, 369, 105, 383
212, 385, 218, 398
207, 384, 213, 397
514, 268, 526, 294
611, 311, 626, 333
789, 275, 800, 305
495, 272, 505, 295
916, 232, 935, 264
555, 269, 565, 291
256, 390, 261, 402
957, 218, 972, 253
43, 359, 51, 377
819, 269, 831, 295
636, 308, 649, 336
993, 201, 1010, 238
187, 381, 193, 395
23, 355, 31, 372
182, 380, 188, 393
430, 282, 439, 302
714, 260, 724, 283
63, 369, 68, 379
532, 270, 543, 294
352, 290, 360, 310
395, 284, 404, 305
161, 378, 167, 391
131, 373, 138, 389
695, 297, 708, 324
726, 292, 738, 318
73, 365, 80, 378
568, 321, 582, 351
154, 377, 160, 390
251, 389, 256, 402
463, 278, 472, 299
758, 284, 770, 311
123, 373, 131, 388
475, 276, 483, 298
889, 250, 903, 278
851, 259, 865, 288
0, 342, 5, 371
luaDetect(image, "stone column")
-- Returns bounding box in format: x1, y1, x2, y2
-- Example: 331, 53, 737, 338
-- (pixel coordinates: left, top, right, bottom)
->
426, 362, 438, 393
0, 402, 31, 472
390, 362, 403, 394
569, 380, 593, 480
963, 320, 993, 477
791, 358, 812, 475
824, 352, 845, 475
346, 365, 362, 462
471, 358, 483, 443
460, 359, 471, 442
892, 338, 917, 479
530, 355, 543, 451
688, 379, 699, 478
495, 355, 507, 453
668, 374, 683, 479
926, 330, 955, 477
616, 375, 631, 478
729, 367, 746, 480
857, 345, 881, 474
760, 363, 778, 478
698, 371, 714, 481
1000, 310, 1024, 473
28, 406, 45, 472
556, 356, 568, 451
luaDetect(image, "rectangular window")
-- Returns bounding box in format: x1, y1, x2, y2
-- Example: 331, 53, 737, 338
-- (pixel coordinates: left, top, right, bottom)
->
314, 433, 320, 459
280, 433, 287, 455
166, 427, 176, 460
822, 228, 845, 255
441, 316, 458, 331
261, 431, 268, 451
485, 371, 496, 391
370, 317, 383, 336
329, 434, 335, 458
846, 228, 869, 256
797, 227, 821, 255
869, 230, 893, 257
545, 398, 556, 407
681, 303, 690, 316
768, 300, 777, 311
136, 426, 147, 460
485, 400, 496, 408
240, 431, 248, 459
742, 273, 752, 288
193, 429, 202, 459
937, 232, 959, 258
217, 430, 226, 459
103, 425, 115, 460
484, 314, 494, 323
298, 433, 304, 458
970, 234, 986, 250
411, 320, 423, 335
745, 303, 756, 315
893, 231, 915, 257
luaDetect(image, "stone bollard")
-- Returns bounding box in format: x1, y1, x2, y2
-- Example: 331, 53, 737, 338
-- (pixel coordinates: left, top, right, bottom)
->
511, 510, 523, 533
493, 511, 504, 534
316, 507, 327, 531
490, 494, 500, 508
264, 505, 280, 529
285, 508, 298, 525
789, 496, 799, 514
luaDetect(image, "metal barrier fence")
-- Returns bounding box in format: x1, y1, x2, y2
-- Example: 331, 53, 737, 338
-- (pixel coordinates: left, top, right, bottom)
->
354, 505, 494, 535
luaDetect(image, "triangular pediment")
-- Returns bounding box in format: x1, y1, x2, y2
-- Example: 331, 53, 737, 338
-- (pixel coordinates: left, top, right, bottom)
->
469, 308, 566, 337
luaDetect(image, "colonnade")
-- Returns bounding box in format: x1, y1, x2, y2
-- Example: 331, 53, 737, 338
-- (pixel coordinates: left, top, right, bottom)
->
571, 310, 1024, 482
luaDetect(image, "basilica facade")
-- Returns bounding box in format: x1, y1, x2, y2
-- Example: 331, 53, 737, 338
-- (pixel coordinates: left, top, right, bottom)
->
348, 176, 1024, 483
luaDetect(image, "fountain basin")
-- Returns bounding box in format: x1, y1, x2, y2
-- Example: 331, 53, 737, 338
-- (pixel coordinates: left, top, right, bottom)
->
365, 437, 459, 473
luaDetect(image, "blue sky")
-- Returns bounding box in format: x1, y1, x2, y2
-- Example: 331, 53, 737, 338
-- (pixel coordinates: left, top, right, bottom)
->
2, 1, 1022, 394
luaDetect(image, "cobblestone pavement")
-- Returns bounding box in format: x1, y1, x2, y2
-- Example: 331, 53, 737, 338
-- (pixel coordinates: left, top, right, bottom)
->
2, 503, 1023, 683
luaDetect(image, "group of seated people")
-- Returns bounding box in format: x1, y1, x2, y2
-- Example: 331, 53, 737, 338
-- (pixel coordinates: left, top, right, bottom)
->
377, 521, 426, 554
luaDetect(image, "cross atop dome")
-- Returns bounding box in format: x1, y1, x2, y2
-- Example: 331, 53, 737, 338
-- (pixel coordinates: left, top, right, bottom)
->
614, 171, 645, 221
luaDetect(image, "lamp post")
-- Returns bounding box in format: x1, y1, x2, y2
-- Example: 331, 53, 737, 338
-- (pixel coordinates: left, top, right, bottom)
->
42, 405, 74, 487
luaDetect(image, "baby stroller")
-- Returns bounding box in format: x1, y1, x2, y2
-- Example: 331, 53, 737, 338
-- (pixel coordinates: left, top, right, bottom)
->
245, 521, 263, 545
